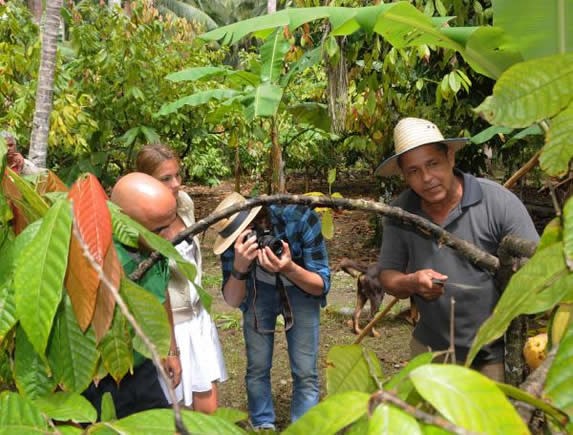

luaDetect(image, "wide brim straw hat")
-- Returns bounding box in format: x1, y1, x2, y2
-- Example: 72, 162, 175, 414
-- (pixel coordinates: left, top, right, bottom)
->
212, 192, 262, 255
374, 117, 468, 177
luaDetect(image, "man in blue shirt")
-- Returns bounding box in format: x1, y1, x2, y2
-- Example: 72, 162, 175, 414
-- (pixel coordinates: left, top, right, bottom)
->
212, 192, 330, 430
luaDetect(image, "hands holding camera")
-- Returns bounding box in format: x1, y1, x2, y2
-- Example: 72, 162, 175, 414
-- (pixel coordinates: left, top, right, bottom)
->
233, 228, 293, 275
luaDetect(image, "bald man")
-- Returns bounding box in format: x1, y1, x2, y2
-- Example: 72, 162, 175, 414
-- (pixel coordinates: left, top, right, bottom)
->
83, 172, 182, 419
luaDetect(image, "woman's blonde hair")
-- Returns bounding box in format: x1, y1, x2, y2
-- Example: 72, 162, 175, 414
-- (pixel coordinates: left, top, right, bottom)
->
135, 143, 179, 175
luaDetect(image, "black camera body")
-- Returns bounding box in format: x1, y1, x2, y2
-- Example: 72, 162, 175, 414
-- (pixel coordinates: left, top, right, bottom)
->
244, 228, 283, 258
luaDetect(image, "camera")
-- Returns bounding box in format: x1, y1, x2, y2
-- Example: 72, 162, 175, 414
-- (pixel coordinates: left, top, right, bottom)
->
243, 228, 283, 258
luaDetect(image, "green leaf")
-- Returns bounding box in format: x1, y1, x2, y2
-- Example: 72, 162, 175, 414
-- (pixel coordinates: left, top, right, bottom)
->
92, 408, 247, 434
0, 283, 16, 342
0, 391, 48, 433
119, 127, 140, 147
98, 309, 132, 382
493, 0, 573, 60
260, 29, 290, 84
545, 321, 573, 419
249, 83, 283, 118
368, 404, 422, 435
320, 210, 334, 240
283, 391, 369, 435
14, 326, 56, 399
564, 197, 573, 270
157, 89, 240, 117
326, 344, 383, 395
469, 125, 514, 144
474, 53, 573, 127
287, 102, 331, 131
281, 47, 322, 87
109, 203, 139, 248
139, 126, 160, 144
383, 352, 433, 400
213, 407, 248, 423
101, 392, 117, 422
166, 66, 229, 82
540, 104, 573, 177
33, 392, 97, 424
14, 199, 72, 356
4, 169, 50, 222
468, 240, 570, 363
537, 217, 563, 252
121, 278, 171, 359
47, 296, 98, 393
448, 71, 461, 93
410, 364, 528, 434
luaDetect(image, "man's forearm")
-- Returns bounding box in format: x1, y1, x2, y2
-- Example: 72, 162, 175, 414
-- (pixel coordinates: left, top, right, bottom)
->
282, 262, 324, 296
379, 269, 416, 299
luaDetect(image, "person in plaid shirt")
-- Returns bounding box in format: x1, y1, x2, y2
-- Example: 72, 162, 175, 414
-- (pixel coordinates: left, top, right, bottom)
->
212, 193, 330, 431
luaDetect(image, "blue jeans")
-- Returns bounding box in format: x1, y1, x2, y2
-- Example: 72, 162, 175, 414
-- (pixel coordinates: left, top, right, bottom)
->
243, 280, 321, 427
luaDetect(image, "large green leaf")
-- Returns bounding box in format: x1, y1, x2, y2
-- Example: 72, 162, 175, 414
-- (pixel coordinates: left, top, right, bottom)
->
283, 391, 369, 435
166, 66, 229, 82
260, 30, 290, 84
467, 241, 567, 364
0, 391, 48, 434
410, 364, 528, 434
33, 391, 96, 424
155, 0, 218, 30
14, 199, 72, 356
545, 321, 573, 419
98, 308, 132, 382
14, 326, 56, 399
540, 104, 573, 177
383, 352, 433, 400
47, 297, 98, 393
326, 344, 383, 395
564, 197, 573, 270
493, 0, 573, 60
0, 283, 16, 341
156, 89, 240, 117
121, 278, 171, 360
249, 83, 283, 118
288, 102, 331, 131
475, 53, 573, 127
368, 404, 422, 435
89, 408, 246, 434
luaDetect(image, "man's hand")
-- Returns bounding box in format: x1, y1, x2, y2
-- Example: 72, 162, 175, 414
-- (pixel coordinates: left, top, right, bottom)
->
233, 229, 259, 273
163, 355, 182, 388
257, 241, 292, 273
410, 269, 447, 301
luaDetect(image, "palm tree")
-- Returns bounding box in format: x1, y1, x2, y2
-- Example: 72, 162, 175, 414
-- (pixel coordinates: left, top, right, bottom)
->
28, 0, 63, 168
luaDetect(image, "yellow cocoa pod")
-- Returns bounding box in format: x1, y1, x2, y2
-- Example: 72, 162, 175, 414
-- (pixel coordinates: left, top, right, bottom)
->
550, 303, 573, 345
523, 333, 548, 370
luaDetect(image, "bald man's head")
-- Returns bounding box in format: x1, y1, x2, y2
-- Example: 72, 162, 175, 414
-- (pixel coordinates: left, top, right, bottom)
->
111, 172, 177, 234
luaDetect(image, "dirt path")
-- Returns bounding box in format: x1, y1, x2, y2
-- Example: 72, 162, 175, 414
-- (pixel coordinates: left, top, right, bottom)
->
185, 175, 413, 430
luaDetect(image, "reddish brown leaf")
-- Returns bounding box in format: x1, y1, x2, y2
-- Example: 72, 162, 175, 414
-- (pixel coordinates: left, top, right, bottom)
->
65, 234, 100, 331
37, 170, 69, 194
67, 173, 112, 266
92, 244, 122, 342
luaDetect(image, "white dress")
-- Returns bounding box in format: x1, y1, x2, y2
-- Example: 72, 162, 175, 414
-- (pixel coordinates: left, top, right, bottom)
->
160, 191, 228, 406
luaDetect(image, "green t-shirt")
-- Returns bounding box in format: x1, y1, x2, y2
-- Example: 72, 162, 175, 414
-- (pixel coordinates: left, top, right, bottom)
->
114, 241, 170, 367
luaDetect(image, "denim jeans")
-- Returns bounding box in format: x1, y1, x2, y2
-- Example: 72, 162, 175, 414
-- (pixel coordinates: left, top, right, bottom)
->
243, 279, 321, 427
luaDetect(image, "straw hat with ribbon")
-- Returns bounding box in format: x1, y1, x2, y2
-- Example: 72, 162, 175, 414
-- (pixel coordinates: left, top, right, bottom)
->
212, 192, 262, 255
374, 117, 468, 177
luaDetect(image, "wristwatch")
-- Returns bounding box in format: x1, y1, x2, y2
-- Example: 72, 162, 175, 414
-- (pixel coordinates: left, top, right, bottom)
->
231, 267, 249, 281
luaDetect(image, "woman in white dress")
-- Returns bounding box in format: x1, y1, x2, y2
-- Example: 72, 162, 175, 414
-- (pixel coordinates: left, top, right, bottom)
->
136, 144, 227, 413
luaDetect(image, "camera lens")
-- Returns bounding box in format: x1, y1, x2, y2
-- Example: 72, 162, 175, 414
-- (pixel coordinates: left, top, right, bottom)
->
259, 235, 283, 257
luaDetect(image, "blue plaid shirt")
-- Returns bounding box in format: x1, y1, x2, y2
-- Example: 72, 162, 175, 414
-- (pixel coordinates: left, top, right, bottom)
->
221, 204, 331, 310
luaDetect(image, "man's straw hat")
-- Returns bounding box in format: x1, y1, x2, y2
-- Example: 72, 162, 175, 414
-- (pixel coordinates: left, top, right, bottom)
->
212, 192, 262, 255
375, 117, 468, 177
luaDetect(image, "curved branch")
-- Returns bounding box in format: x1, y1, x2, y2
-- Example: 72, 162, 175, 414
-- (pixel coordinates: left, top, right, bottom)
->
131, 194, 501, 281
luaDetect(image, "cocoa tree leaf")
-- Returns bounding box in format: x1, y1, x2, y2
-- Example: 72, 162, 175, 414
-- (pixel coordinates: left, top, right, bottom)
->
368, 404, 422, 435
91, 244, 121, 342
14, 326, 56, 399
33, 391, 96, 424
283, 391, 369, 435
14, 199, 71, 356
562, 195, 573, 270
47, 297, 98, 393
545, 322, 573, 420
98, 307, 132, 383
326, 344, 383, 395
0, 391, 48, 433
410, 364, 528, 434
540, 105, 573, 178
121, 278, 170, 360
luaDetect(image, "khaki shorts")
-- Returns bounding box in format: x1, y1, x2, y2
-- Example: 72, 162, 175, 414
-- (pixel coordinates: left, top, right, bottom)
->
410, 336, 504, 382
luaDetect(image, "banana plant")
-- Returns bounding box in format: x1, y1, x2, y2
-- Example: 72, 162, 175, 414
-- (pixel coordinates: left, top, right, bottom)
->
157, 29, 328, 193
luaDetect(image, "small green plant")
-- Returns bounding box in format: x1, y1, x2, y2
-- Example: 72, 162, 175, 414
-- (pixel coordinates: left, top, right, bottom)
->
213, 312, 242, 331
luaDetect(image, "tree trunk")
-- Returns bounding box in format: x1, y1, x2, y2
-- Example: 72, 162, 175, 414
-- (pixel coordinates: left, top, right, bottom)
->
27, 0, 43, 23
28, 0, 63, 168
326, 36, 348, 135
270, 119, 285, 194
